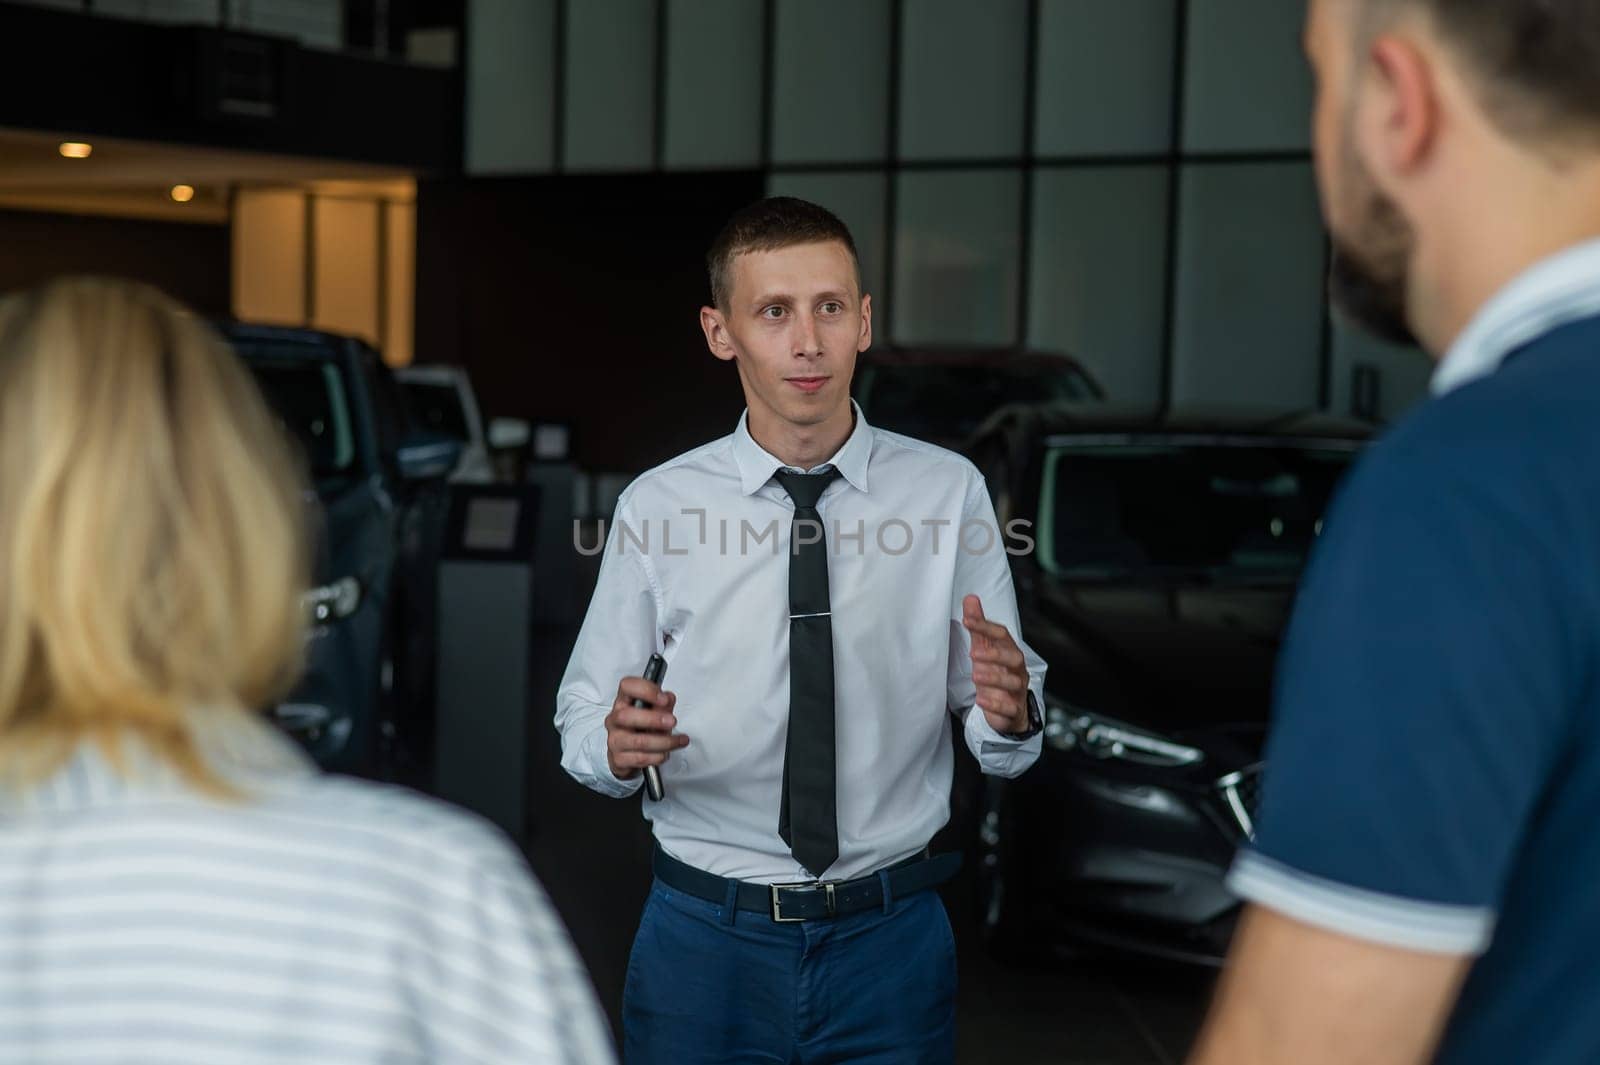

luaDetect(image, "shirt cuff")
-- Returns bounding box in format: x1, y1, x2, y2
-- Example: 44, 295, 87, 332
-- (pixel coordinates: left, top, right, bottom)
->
964, 700, 1042, 778
574, 722, 644, 798
969, 682, 1044, 740
1227, 850, 1495, 956
969, 703, 1030, 743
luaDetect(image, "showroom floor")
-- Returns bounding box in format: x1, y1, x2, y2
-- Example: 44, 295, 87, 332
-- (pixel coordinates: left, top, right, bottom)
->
942, 885, 1215, 1065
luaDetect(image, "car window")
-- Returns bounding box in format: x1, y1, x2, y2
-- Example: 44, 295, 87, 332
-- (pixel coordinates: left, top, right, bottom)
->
859, 363, 1096, 441
363, 354, 411, 461
401, 381, 470, 442
242, 357, 357, 481
1035, 442, 1358, 582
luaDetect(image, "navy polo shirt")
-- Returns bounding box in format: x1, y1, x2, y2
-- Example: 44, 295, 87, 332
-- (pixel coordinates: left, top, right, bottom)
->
1228, 313, 1600, 1064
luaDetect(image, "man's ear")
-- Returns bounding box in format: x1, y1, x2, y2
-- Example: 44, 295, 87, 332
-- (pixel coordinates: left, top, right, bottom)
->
1358, 32, 1439, 184
857, 293, 874, 353
700, 306, 737, 363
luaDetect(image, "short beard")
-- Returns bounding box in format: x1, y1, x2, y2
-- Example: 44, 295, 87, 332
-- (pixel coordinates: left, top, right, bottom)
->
1327, 146, 1420, 349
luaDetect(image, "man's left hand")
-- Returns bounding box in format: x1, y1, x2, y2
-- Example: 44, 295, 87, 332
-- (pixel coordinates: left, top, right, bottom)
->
962, 594, 1032, 735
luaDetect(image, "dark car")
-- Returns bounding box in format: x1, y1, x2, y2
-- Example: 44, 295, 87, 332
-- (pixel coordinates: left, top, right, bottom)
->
964, 402, 1371, 966
853, 347, 1103, 449
222, 324, 459, 779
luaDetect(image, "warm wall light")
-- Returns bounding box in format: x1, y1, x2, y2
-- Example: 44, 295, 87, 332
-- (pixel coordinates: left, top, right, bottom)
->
58, 142, 93, 159
170, 185, 196, 203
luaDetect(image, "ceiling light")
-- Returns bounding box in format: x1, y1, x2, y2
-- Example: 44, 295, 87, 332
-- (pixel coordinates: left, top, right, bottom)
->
170, 185, 195, 203
58, 142, 93, 159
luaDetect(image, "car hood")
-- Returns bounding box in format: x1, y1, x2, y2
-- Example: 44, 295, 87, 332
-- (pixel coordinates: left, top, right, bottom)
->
1020, 570, 1298, 740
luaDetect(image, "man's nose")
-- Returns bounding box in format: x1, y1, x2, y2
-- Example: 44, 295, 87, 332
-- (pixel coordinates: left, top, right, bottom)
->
795, 314, 822, 357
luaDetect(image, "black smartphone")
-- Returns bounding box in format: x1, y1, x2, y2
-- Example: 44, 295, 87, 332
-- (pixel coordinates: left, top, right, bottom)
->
632, 653, 669, 801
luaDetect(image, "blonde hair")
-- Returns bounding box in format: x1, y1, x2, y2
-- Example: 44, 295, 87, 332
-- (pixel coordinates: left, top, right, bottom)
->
0, 278, 310, 792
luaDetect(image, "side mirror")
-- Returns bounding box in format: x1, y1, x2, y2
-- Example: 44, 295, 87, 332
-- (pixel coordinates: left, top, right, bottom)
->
487, 417, 531, 451
397, 434, 463, 481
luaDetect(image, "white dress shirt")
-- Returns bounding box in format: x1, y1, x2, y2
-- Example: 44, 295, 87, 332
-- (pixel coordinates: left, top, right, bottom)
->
557, 402, 1046, 883
1432, 236, 1600, 397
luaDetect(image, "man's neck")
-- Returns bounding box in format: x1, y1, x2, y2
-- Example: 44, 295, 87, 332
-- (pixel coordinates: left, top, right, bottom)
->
747, 404, 856, 471
1414, 164, 1600, 356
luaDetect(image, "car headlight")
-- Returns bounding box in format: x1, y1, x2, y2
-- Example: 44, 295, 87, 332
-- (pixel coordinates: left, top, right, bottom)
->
1044, 699, 1205, 769
305, 576, 362, 624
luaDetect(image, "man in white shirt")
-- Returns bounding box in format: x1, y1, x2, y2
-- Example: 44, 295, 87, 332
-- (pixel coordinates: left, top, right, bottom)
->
556, 197, 1047, 1063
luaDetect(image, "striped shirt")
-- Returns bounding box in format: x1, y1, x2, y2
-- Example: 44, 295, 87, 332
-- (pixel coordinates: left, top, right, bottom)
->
0, 709, 615, 1065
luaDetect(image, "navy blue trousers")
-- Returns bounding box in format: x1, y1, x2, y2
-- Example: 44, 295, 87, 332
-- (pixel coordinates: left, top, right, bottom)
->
622, 877, 957, 1064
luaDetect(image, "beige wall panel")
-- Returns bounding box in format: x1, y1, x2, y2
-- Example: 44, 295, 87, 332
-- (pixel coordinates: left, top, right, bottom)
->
232, 189, 307, 325
383, 201, 416, 366
311, 197, 381, 345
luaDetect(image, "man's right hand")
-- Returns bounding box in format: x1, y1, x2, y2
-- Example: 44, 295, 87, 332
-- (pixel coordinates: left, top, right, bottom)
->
605, 676, 690, 781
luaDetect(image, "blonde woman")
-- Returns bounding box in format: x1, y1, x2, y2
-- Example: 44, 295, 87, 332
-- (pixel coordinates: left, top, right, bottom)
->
0, 278, 614, 1064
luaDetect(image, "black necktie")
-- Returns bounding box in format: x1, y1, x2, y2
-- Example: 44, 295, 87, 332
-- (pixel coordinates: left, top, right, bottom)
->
773, 467, 841, 878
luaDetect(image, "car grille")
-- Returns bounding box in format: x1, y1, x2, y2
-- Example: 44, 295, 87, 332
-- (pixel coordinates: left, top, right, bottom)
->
1217, 763, 1264, 840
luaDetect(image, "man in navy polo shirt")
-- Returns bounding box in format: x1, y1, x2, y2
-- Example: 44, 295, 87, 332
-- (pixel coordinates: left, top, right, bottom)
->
1188, 3, 1600, 1064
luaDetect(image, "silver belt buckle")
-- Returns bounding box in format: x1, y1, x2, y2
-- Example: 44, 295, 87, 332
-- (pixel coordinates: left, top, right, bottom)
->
769, 880, 837, 922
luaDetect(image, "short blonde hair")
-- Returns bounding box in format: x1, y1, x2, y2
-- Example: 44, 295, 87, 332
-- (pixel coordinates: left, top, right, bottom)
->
0, 278, 310, 790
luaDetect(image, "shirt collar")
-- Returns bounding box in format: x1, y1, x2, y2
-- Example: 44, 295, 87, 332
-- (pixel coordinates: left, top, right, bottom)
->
1433, 236, 1600, 397
732, 399, 873, 495
0, 707, 316, 817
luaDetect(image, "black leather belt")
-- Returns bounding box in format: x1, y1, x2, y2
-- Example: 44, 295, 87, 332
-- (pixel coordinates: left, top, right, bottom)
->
653, 844, 962, 923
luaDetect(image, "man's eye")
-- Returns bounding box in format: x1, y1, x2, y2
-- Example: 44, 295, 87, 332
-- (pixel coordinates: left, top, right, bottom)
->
762, 306, 786, 320
820, 302, 842, 315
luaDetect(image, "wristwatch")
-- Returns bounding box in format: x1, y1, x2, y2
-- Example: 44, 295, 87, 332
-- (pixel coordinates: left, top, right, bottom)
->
1004, 691, 1044, 740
